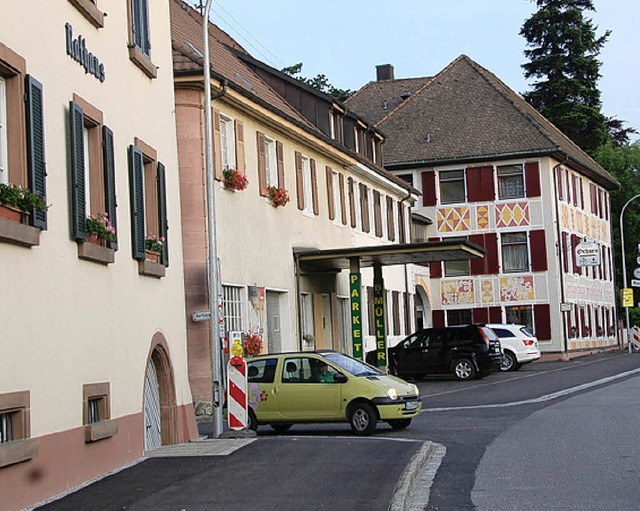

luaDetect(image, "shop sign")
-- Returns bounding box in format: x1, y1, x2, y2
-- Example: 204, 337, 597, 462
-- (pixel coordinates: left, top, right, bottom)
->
349, 273, 363, 360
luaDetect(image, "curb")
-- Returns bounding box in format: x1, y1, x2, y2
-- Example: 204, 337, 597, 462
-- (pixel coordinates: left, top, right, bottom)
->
388, 440, 446, 511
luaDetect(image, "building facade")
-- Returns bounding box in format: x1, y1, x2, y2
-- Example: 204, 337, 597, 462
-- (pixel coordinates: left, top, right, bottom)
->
170, 0, 424, 407
347, 57, 619, 356
1, 2, 197, 509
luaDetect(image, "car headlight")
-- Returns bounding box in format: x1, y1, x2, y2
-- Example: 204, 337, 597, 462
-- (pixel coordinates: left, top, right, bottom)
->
387, 388, 399, 400
410, 384, 419, 396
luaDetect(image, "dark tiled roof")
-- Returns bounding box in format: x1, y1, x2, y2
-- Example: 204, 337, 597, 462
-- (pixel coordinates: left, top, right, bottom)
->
345, 77, 431, 125
353, 55, 618, 190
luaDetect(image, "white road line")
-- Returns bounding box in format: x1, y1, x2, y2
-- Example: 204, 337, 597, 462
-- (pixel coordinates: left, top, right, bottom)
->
423, 367, 640, 412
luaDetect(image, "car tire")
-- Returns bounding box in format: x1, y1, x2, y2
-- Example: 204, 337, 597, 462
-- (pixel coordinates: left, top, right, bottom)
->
387, 418, 412, 430
348, 402, 378, 436
248, 408, 258, 431
500, 351, 517, 372
453, 359, 476, 381
270, 423, 292, 433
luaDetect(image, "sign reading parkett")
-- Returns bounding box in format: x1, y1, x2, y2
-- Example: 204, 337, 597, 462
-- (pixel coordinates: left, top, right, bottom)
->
575, 241, 601, 267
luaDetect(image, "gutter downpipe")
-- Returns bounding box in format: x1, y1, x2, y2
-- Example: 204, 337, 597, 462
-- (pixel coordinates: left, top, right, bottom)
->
553, 162, 569, 357
203, 0, 224, 438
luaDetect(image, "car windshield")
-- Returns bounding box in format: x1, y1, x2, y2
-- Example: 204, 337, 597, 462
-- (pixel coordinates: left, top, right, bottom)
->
322, 352, 384, 377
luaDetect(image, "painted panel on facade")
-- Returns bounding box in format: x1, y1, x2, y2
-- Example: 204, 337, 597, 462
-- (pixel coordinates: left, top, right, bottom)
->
437, 206, 470, 232
499, 276, 534, 302
495, 202, 529, 228
564, 275, 615, 303
480, 279, 494, 304
476, 205, 490, 230
441, 279, 474, 305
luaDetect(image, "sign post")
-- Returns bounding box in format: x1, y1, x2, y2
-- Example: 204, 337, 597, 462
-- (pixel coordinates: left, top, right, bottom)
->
226, 338, 247, 430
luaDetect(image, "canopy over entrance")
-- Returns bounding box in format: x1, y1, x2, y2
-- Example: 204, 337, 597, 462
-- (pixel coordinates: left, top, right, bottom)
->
294, 240, 485, 273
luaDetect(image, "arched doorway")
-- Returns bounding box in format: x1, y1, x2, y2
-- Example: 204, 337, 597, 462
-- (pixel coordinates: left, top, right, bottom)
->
143, 334, 178, 452
414, 284, 431, 331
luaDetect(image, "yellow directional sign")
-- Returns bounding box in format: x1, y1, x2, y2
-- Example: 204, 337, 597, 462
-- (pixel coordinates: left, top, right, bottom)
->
622, 288, 634, 308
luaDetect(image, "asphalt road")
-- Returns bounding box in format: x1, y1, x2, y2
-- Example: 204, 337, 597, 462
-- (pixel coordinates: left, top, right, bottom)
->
34, 350, 640, 511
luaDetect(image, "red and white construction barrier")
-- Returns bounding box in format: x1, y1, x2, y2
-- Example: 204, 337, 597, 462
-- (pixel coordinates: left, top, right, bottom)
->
631, 326, 640, 352
227, 355, 248, 430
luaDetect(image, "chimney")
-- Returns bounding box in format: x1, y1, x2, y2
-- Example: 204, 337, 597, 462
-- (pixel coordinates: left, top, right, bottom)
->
376, 64, 394, 82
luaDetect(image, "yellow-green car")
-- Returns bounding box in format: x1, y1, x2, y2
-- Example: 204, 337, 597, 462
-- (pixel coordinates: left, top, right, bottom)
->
244, 350, 422, 435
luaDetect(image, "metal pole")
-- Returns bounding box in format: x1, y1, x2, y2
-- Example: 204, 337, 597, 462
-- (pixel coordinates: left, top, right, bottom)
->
203, 0, 224, 437
619, 194, 640, 354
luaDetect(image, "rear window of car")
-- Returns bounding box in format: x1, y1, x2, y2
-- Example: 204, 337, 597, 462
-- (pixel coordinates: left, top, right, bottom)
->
247, 358, 278, 383
479, 326, 499, 341
490, 327, 516, 338
520, 327, 534, 337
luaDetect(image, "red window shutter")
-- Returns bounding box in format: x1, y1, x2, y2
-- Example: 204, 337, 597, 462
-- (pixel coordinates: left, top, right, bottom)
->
422, 171, 437, 206
326, 166, 335, 220
469, 234, 485, 275
529, 230, 548, 272
295, 151, 304, 210
485, 232, 499, 274
598, 189, 603, 219
472, 307, 488, 324
430, 261, 442, 278
579, 178, 584, 209
571, 234, 580, 274
311, 159, 319, 215
432, 310, 445, 328
466, 166, 490, 202
562, 232, 569, 273
565, 170, 571, 204
534, 304, 551, 341
276, 141, 285, 188
556, 168, 564, 201
571, 174, 577, 206
489, 306, 502, 323
525, 161, 541, 198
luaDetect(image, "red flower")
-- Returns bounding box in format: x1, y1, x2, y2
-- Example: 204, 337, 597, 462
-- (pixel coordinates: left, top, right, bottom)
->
267, 185, 290, 208
223, 168, 249, 191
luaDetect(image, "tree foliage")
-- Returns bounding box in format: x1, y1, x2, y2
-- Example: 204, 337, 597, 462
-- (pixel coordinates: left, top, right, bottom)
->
520, 0, 611, 153
281, 62, 353, 102
593, 142, 640, 323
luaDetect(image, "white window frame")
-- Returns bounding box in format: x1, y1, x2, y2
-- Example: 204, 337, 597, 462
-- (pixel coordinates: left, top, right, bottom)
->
83, 125, 91, 216
0, 76, 7, 184
329, 113, 336, 140
497, 163, 525, 199
439, 169, 466, 204
219, 114, 236, 171
301, 155, 313, 215
501, 232, 530, 273
264, 136, 278, 187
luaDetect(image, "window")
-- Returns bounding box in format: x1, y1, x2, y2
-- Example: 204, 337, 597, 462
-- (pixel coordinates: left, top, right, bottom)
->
264, 137, 278, 186
497, 164, 524, 199
502, 232, 529, 272
128, 138, 169, 271
219, 115, 236, 171
295, 152, 317, 215
223, 285, 244, 333
127, 0, 156, 78
83, 383, 117, 443
444, 259, 470, 277
67, 0, 105, 28
0, 391, 38, 468
257, 132, 282, 195
329, 110, 342, 142
302, 155, 313, 214
69, 96, 117, 254
0, 76, 6, 185
439, 170, 465, 203
247, 358, 277, 383
447, 309, 471, 326
326, 167, 341, 224
505, 305, 533, 332
300, 293, 314, 342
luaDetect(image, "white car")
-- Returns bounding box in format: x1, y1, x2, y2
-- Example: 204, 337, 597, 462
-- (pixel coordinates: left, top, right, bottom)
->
486, 323, 541, 371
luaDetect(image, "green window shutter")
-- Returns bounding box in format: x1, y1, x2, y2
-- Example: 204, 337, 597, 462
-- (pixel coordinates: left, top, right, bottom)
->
131, 0, 150, 56
128, 145, 145, 260
69, 101, 86, 241
25, 75, 47, 230
157, 162, 168, 267
103, 125, 117, 250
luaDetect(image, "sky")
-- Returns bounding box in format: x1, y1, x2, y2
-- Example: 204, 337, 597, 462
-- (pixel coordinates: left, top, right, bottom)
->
189, 0, 639, 139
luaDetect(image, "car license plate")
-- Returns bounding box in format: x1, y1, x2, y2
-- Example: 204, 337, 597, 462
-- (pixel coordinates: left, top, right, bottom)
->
404, 401, 418, 410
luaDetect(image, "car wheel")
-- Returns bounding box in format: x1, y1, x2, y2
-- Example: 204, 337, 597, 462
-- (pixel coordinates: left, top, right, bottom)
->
387, 418, 412, 430
453, 359, 476, 381
247, 408, 258, 431
348, 402, 378, 436
500, 351, 517, 372
270, 423, 292, 433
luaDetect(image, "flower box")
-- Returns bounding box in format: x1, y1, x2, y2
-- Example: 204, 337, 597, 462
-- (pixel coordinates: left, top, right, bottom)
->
223, 168, 249, 192
267, 185, 290, 208
145, 250, 160, 263
0, 205, 23, 223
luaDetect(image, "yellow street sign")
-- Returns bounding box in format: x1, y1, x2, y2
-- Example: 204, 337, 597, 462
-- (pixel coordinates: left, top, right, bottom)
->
622, 288, 634, 308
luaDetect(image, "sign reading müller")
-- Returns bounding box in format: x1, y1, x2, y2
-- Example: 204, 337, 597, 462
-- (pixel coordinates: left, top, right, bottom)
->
575, 241, 601, 267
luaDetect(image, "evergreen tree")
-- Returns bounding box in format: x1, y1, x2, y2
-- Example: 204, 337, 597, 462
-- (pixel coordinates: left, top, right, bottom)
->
282, 63, 353, 102
520, 0, 610, 153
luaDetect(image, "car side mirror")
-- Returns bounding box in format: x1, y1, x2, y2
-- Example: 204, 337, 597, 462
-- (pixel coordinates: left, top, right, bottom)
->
333, 372, 348, 383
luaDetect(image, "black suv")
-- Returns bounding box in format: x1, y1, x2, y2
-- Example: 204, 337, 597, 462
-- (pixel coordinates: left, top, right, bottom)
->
367, 324, 502, 381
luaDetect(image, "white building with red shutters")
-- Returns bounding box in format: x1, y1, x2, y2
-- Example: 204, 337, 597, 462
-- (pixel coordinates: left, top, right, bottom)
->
347, 57, 619, 356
